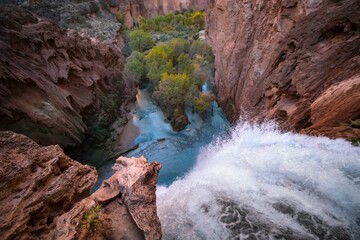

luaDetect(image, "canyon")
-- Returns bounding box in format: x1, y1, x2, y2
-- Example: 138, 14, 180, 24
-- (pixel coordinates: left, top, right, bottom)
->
207, 0, 360, 140
0, 0, 207, 40
0, 0, 359, 239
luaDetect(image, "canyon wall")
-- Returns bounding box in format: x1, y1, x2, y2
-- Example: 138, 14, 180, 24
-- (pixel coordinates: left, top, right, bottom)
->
0, 0, 207, 40
0, 5, 133, 148
207, 0, 360, 139
0, 131, 162, 240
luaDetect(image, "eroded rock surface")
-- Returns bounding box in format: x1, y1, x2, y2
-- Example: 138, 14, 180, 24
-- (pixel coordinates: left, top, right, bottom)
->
0, 132, 162, 240
0, 131, 97, 240
207, 0, 360, 139
0, 5, 131, 147
0, 0, 207, 40
55, 156, 162, 240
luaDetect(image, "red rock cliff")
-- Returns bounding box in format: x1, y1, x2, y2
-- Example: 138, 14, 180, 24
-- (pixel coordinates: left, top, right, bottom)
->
0, 5, 131, 147
0, 131, 162, 240
207, 0, 360, 139
0, 131, 97, 240
119, 0, 207, 28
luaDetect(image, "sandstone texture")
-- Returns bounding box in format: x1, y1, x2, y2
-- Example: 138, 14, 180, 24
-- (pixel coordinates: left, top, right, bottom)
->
0, 131, 97, 240
0, 131, 162, 240
55, 156, 162, 240
0, 5, 131, 148
207, 0, 360, 139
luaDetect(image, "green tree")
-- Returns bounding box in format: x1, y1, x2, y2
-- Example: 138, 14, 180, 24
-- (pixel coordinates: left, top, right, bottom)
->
164, 38, 190, 58
145, 44, 174, 84
124, 51, 146, 85
177, 53, 193, 74
154, 73, 196, 108
128, 30, 155, 52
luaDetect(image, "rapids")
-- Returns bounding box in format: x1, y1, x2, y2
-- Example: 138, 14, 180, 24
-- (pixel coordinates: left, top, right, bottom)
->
156, 122, 360, 239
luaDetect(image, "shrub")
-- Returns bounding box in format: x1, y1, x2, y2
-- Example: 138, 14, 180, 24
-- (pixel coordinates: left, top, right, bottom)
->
191, 11, 205, 28
113, 11, 124, 25
194, 92, 215, 114
177, 53, 193, 74
189, 40, 213, 61
154, 73, 195, 107
124, 51, 146, 85
81, 204, 102, 231
145, 44, 174, 84
128, 30, 155, 52
164, 38, 190, 58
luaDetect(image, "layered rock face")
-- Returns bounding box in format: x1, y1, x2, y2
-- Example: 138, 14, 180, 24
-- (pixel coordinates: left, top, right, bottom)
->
0, 6, 130, 147
207, 0, 360, 139
0, 131, 97, 240
0, 131, 162, 240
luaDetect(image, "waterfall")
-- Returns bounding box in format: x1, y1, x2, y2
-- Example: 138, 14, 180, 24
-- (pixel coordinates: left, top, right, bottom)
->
157, 122, 360, 239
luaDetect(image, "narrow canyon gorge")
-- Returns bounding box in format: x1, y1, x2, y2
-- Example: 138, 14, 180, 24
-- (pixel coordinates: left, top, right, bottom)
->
0, 0, 359, 239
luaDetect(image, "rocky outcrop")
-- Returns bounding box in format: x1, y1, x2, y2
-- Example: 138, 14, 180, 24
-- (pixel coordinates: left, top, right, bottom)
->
0, 5, 131, 147
207, 0, 360, 139
0, 131, 97, 240
0, 131, 162, 240
0, 0, 207, 38
55, 156, 162, 240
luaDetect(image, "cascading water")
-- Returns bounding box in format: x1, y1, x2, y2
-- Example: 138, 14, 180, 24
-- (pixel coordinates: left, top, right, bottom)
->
156, 122, 360, 239
94, 84, 360, 239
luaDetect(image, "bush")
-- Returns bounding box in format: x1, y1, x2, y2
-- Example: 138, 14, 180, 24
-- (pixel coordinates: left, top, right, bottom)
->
145, 44, 174, 84
177, 53, 193, 74
194, 92, 215, 114
124, 51, 146, 85
154, 73, 195, 107
113, 11, 124, 25
189, 40, 213, 61
163, 38, 190, 58
191, 11, 205, 28
128, 30, 155, 52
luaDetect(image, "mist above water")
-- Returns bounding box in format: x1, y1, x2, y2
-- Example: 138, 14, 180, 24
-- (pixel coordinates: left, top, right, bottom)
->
157, 122, 360, 239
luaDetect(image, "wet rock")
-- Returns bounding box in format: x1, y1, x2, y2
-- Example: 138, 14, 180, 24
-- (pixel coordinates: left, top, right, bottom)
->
207, 0, 360, 139
0, 131, 97, 240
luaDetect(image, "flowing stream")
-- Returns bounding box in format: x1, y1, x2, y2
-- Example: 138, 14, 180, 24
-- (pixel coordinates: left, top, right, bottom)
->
95, 84, 229, 187
96, 85, 360, 239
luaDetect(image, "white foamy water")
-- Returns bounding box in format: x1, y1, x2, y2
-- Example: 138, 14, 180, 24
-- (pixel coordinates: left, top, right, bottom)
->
157, 122, 360, 239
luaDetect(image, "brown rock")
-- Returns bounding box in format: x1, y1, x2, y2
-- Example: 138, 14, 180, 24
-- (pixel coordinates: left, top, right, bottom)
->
118, 0, 207, 28
0, 5, 129, 147
207, 0, 360, 139
55, 156, 162, 240
0, 131, 97, 240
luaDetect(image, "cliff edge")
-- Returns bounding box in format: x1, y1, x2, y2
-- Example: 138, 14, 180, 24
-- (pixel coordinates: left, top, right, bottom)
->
0, 5, 132, 148
207, 0, 360, 139
0, 131, 162, 240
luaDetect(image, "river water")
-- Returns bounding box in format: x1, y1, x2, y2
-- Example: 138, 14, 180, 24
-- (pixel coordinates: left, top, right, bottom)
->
95, 84, 229, 187
157, 122, 360, 239
96, 86, 360, 239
